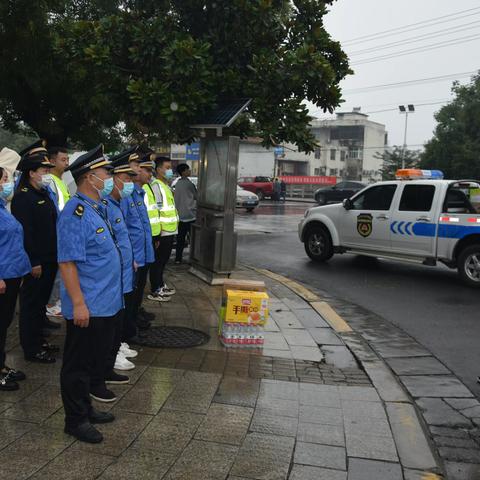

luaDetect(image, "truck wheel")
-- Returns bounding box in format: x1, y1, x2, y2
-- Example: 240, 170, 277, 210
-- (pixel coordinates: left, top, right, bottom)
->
458, 244, 480, 288
304, 225, 334, 262
256, 190, 264, 201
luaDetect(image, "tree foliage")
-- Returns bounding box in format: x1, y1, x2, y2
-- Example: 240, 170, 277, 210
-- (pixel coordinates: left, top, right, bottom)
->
0, 0, 350, 151
420, 73, 480, 179
376, 146, 420, 180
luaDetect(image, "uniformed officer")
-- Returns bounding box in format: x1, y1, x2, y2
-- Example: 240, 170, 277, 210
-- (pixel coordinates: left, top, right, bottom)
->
11, 140, 59, 364
0, 166, 30, 391
120, 148, 156, 335
57, 144, 121, 443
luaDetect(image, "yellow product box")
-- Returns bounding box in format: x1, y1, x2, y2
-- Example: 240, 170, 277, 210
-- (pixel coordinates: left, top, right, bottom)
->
224, 289, 269, 325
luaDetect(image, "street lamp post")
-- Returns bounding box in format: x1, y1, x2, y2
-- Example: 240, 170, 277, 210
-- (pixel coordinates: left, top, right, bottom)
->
399, 104, 415, 169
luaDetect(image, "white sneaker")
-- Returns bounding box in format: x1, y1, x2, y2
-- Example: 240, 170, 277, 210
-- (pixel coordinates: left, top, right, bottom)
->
46, 304, 62, 317
114, 352, 135, 371
147, 291, 171, 302
160, 284, 176, 296
120, 342, 138, 359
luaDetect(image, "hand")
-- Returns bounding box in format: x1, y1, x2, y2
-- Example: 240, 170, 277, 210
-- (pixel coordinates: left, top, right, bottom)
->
133, 261, 139, 272
73, 303, 90, 328
0, 280, 5, 295
31, 266, 42, 278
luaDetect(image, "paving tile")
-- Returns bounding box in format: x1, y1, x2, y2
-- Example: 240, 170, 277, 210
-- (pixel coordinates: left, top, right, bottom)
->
271, 310, 305, 329
444, 461, 480, 480
259, 379, 299, 401
256, 396, 299, 418
290, 346, 323, 362
282, 329, 317, 347
347, 458, 402, 480
308, 328, 344, 346
214, 376, 260, 407
343, 416, 392, 437
290, 464, 347, 480
386, 356, 450, 375
400, 375, 474, 398
262, 349, 293, 359
133, 422, 195, 455
297, 422, 345, 446
98, 453, 175, 480
281, 297, 311, 310
30, 447, 114, 480
417, 398, 472, 427
0, 418, 35, 450
231, 432, 294, 480
263, 332, 290, 351
338, 386, 380, 402
299, 386, 340, 407
444, 398, 480, 411
439, 446, 480, 463
164, 440, 238, 480
294, 309, 330, 328
294, 441, 346, 470
250, 410, 298, 437
147, 409, 205, 433
345, 432, 398, 462
299, 405, 343, 426
322, 346, 358, 369
0, 452, 48, 479
369, 339, 431, 358
341, 400, 387, 420
115, 381, 174, 415
195, 403, 253, 445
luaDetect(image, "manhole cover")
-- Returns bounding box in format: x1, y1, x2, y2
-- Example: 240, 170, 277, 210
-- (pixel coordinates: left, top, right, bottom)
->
129, 326, 210, 348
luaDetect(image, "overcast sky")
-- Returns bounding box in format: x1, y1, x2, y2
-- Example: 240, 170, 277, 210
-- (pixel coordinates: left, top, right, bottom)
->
310, 0, 480, 149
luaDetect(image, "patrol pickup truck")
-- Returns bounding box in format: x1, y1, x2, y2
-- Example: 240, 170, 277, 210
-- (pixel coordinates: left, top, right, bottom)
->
299, 170, 480, 287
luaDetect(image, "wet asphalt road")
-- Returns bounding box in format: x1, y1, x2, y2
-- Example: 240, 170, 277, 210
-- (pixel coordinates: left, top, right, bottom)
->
235, 201, 480, 397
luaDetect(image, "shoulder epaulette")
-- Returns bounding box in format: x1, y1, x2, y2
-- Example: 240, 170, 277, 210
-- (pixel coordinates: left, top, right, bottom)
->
21, 187, 28, 192
74, 204, 84, 218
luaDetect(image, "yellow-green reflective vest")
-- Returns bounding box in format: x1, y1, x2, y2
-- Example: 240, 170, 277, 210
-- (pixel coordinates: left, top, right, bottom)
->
143, 183, 162, 237
51, 174, 71, 211
156, 179, 179, 233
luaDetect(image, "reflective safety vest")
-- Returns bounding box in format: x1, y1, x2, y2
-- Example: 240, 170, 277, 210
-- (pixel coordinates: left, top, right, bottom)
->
156, 179, 179, 233
142, 183, 162, 237
51, 174, 71, 211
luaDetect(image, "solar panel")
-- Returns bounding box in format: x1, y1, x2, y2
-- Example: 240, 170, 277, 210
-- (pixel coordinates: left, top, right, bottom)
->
191, 98, 251, 129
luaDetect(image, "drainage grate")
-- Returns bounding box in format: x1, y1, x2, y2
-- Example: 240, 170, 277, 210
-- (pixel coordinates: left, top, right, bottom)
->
129, 326, 210, 349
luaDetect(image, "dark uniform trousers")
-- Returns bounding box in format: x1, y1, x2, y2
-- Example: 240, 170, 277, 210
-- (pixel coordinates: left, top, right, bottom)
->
61, 313, 118, 427
175, 220, 194, 262
122, 265, 149, 341
149, 235, 174, 293
0, 278, 22, 369
105, 307, 125, 376
19, 263, 58, 356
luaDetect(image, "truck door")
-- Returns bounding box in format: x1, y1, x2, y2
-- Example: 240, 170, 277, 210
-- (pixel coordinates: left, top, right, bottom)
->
389, 183, 439, 257
338, 183, 398, 251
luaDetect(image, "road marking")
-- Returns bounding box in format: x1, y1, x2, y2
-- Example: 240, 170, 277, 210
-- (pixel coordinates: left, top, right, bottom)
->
311, 301, 353, 333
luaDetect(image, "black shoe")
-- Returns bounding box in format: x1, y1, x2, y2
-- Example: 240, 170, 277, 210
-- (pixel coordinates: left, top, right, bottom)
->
90, 385, 117, 403
44, 318, 61, 329
105, 371, 130, 385
25, 351, 56, 364
41, 342, 60, 353
138, 307, 155, 322
0, 372, 19, 391
64, 422, 103, 443
89, 408, 115, 424
2, 367, 26, 381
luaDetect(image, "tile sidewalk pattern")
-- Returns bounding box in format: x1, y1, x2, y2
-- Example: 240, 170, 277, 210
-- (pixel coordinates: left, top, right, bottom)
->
0, 266, 431, 479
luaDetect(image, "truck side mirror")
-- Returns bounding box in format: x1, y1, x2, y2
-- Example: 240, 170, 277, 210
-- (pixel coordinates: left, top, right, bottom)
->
343, 198, 353, 210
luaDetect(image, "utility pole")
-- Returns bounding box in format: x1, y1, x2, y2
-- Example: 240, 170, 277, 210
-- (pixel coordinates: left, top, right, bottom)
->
399, 104, 415, 169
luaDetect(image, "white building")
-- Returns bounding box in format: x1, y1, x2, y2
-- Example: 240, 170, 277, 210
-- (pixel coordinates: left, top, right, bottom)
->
277, 110, 388, 183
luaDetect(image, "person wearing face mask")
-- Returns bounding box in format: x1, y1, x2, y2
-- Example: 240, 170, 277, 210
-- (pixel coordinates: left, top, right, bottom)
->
0, 166, 30, 391
57, 144, 122, 443
146, 156, 179, 302
11, 140, 59, 364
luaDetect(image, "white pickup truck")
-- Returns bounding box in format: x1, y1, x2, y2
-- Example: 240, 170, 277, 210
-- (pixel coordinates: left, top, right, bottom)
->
299, 176, 480, 287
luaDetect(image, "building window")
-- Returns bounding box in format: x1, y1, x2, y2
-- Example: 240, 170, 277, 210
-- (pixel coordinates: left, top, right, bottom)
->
340, 151, 346, 162
330, 149, 336, 161
319, 167, 327, 175
349, 148, 363, 160
329, 168, 338, 176
314, 148, 321, 159
314, 168, 320, 175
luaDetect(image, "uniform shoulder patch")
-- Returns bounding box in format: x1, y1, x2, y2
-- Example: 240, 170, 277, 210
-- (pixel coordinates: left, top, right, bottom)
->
115, 218, 121, 223
101, 199, 108, 205
137, 201, 142, 206
21, 187, 28, 192
96, 227, 105, 234
131, 202, 135, 207
74, 204, 84, 217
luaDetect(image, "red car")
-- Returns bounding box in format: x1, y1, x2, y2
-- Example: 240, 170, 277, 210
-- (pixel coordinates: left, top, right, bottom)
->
237, 176, 273, 200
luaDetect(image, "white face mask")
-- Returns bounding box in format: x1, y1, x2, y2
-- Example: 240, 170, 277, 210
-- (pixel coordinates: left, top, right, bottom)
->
40, 174, 52, 188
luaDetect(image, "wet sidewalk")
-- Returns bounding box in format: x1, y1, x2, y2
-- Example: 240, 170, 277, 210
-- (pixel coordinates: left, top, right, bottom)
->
1, 265, 440, 480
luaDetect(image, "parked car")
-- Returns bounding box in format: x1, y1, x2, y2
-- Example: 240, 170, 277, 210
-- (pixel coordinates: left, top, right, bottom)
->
236, 187, 259, 212
314, 181, 366, 205
238, 176, 273, 200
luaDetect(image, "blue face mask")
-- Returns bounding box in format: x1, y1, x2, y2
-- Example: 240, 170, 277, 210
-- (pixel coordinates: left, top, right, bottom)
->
165, 169, 174, 180
0, 181, 14, 199
93, 175, 114, 197
120, 181, 134, 198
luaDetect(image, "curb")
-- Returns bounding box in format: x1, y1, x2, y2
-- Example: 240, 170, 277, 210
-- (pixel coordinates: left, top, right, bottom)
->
247, 264, 444, 479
